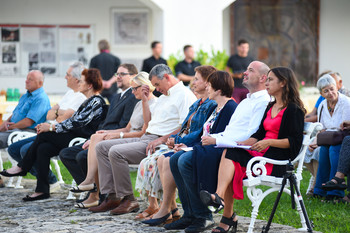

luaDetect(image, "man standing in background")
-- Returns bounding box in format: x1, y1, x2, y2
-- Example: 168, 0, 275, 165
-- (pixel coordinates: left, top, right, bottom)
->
226, 39, 254, 103
142, 41, 167, 97
175, 45, 201, 87
90, 39, 121, 102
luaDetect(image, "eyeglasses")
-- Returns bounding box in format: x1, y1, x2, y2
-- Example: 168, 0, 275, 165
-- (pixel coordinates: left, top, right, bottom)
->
131, 86, 142, 91
115, 72, 132, 77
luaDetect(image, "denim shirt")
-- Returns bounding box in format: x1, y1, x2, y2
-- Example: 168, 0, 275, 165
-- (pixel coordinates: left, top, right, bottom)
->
172, 98, 217, 146
11, 87, 51, 129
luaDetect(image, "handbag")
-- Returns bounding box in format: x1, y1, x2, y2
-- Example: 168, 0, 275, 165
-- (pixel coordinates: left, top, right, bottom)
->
317, 130, 350, 146
317, 105, 350, 145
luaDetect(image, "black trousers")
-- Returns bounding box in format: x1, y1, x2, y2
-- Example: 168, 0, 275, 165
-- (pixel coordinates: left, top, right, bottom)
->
18, 132, 80, 194
59, 143, 88, 185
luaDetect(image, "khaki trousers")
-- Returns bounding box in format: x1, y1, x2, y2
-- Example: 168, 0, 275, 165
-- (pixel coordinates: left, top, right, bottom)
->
96, 134, 159, 198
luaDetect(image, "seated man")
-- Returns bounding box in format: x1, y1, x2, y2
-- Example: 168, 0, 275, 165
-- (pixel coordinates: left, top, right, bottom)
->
59, 64, 139, 186
7, 62, 86, 187
91, 64, 197, 215
0, 70, 50, 186
0, 70, 51, 148
166, 61, 270, 232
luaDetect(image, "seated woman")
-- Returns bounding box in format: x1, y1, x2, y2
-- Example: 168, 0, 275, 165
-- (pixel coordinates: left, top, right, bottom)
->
135, 66, 217, 221
144, 70, 237, 226
311, 75, 350, 200
322, 129, 350, 204
0, 68, 107, 201
200, 67, 305, 233
70, 72, 157, 208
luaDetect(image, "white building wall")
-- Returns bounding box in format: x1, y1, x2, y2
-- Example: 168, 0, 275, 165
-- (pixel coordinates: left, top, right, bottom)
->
0, 0, 159, 94
319, 0, 350, 87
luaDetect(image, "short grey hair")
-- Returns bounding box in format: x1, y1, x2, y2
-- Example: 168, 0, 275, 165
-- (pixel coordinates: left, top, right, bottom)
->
317, 74, 336, 92
70, 61, 85, 79
149, 64, 173, 80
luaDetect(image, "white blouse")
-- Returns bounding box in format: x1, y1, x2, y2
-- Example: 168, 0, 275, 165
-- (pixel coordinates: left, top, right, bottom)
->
317, 93, 350, 130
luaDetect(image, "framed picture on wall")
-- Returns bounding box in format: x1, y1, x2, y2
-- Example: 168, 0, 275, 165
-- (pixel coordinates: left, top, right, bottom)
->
111, 8, 150, 46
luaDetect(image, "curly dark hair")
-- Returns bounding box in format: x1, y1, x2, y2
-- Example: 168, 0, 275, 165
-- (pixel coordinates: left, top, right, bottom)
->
268, 67, 306, 114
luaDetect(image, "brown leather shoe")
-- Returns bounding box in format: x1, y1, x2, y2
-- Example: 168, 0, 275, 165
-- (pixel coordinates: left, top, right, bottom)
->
88, 196, 121, 213
110, 199, 140, 215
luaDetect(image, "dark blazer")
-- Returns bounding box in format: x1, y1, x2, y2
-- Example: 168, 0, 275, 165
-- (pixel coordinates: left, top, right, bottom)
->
98, 88, 139, 130
251, 102, 305, 161
192, 99, 237, 193
90, 52, 121, 96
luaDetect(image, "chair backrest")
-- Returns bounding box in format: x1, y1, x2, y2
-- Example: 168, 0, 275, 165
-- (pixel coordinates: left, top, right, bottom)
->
292, 122, 323, 180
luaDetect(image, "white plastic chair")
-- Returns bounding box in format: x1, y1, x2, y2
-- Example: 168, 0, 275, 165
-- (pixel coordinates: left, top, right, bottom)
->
5, 131, 86, 190
242, 122, 322, 233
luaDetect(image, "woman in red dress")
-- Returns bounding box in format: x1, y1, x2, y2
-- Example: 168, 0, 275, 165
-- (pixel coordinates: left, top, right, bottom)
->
200, 67, 306, 233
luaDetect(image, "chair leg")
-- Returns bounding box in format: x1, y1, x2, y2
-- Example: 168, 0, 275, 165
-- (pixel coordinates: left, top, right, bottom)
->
14, 177, 23, 189
306, 175, 315, 195
51, 158, 64, 184
6, 177, 15, 188
0, 150, 3, 171
247, 200, 262, 233
66, 179, 76, 200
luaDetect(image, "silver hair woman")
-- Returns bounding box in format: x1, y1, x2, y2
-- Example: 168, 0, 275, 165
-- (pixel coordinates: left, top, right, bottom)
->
312, 74, 350, 200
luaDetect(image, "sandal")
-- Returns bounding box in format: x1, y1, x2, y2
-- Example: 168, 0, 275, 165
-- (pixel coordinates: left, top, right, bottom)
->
171, 208, 181, 221
134, 206, 159, 220
74, 200, 99, 209
200, 190, 224, 213
322, 177, 347, 191
70, 183, 97, 193
212, 212, 238, 233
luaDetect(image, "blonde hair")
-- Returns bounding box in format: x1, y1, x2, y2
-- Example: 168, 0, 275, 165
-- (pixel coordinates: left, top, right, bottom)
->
131, 71, 155, 92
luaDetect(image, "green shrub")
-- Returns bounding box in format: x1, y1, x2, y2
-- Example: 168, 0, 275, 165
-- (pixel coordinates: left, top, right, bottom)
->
167, 47, 229, 73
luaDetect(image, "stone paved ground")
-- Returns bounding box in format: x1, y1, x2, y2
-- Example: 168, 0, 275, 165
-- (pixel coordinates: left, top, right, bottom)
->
0, 178, 322, 233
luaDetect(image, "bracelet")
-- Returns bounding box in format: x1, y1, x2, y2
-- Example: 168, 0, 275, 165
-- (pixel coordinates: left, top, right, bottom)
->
119, 132, 124, 139
49, 124, 53, 132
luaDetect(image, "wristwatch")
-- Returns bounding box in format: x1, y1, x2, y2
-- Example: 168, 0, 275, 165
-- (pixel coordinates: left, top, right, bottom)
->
49, 124, 53, 132
120, 132, 124, 139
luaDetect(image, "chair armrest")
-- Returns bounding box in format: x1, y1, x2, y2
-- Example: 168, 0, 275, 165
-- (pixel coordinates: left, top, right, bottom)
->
68, 137, 87, 147
245, 156, 289, 180
7, 131, 36, 146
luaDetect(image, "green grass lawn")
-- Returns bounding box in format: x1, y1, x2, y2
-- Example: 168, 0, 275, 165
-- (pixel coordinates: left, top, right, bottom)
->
3, 161, 349, 233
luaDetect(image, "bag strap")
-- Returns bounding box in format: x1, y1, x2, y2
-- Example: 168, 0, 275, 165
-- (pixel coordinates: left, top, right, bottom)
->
318, 105, 323, 122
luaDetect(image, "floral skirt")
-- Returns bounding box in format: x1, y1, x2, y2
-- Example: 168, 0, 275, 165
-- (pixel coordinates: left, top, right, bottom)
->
135, 144, 172, 200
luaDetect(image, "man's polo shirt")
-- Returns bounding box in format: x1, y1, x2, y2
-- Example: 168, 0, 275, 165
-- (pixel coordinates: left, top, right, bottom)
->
11, 87, 51, 129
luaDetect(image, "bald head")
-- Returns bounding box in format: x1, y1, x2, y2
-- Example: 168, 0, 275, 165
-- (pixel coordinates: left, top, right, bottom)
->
242, 61, 270, 93
25, 70, 44, 92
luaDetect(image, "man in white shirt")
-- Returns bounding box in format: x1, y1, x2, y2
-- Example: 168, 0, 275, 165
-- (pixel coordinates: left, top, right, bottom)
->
91, 64, 197, 215
165, 61, 270, 232
202, 61, 271, 146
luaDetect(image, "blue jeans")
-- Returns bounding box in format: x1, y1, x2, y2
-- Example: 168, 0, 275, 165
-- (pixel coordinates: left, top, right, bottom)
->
314, 145, 344, 197
169, 150, 212, 220
7, 136, 58, 184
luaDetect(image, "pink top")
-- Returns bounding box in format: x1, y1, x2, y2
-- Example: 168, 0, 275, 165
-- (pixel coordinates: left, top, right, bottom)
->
232, 107, 286, 200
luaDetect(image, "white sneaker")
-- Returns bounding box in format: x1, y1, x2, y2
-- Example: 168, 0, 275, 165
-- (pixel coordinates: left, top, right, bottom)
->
50, 182, 61, 193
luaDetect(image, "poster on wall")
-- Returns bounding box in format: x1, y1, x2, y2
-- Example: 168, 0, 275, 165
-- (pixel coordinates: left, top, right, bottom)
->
112, 8, 150, 46
0, 24, 94, 77
20, 26, 57, 76
0, 25, 20, 75
58, 26, 94, 75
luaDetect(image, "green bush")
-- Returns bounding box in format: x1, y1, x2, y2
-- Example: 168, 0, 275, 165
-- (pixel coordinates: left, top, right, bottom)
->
167, 47, 229, 73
